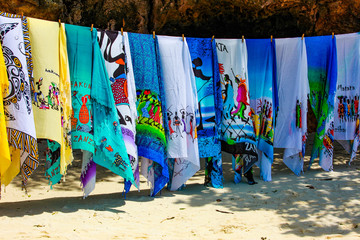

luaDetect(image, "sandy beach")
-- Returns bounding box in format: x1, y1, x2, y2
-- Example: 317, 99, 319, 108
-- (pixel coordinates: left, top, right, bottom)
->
1, 134, 360, 240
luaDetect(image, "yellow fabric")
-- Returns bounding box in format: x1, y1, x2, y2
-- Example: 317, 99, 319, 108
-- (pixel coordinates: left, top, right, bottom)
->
1, 147, 20, 186
59, 23, 73, 174
0, 45, 11, 183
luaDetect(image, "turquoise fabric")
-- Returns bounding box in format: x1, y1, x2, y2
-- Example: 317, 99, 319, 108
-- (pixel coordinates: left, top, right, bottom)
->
91, 29, 135, 185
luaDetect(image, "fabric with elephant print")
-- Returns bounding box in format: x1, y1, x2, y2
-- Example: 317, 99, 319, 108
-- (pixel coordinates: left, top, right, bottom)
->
306, 35, 337, 172
274, 37, 309, 176
128, 32, 169, 196
215, 39, 258, 177
157, 35, 200, 191
246, 38, 278, 182
0, 12, 39, 187
333, 33, 360, 164
97, 29, 139, 192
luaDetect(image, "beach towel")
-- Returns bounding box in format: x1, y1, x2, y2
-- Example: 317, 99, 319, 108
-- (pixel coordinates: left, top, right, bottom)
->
28, 17, 64, 186
97, 29, 139, 192
66, 24, 95, 197
0, 44, 11, 197
274, 37, 309, 176
215, 38, 258, 182
247, 38, 278, 181
306, 35, 337, 171
157, 35, 200, 191
0, 12, 38, 187
128, 33, 168, 196
333, 33, 360, 163
91, 28, 135, 186
186, 37, 223, 188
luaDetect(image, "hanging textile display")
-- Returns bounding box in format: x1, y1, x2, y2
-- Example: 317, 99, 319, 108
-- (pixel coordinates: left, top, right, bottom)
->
28, 17, 64, 186
80, 150, 96, 198
247, 38, 278, 182
157, 35, 200, 191
0, 12, 39, 187
306, 35, 337, 171
65, 24, 95, 197
274, 37, 309, 176
128, 32, 168, 196
333, 33, 360, 163
186, 37, 223, 188
59, 22, 73, 175
0, 43, 11, 197
91, 28, 135, 186
97, 29, 139, 192
215, 38, 258, 183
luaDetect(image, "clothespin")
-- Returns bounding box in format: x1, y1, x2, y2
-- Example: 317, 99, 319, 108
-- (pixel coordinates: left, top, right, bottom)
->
153, 31, 155, 39
21, 12, 23, 18
58, 19, 61, 26
211, 35, 215, 42
91, 24, 93, 32
242, 35, 244, 43
332, 32, 334, 39
301, 33, 304, 40
270, 35, 273, 42
182, 34, 184, 41
121, 18, 125, 36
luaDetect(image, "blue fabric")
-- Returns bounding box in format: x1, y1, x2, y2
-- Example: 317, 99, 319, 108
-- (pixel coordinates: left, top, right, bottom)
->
128, 33, 169, 196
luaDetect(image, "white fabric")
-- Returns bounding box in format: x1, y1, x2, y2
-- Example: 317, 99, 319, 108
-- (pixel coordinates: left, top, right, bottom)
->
157, 35, 200, 191
274, 37, 309, 175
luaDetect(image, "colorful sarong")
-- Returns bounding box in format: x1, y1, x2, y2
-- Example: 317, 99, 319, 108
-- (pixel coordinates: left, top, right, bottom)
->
28, 17, 63, 186
187, 37, 223, 188
97, 29, 139, 192
333, 33, 360, 163
306, 35, 337, 171
0, 43, 11, 197
215, 38, 258, 182
274, 37, 309, 176
157, 36, 200, 191
128, 33, 168, 196
247, 38, 278, 181
66, 24, 95, 197
91, 28, 135, 185
0, 12, 38, 187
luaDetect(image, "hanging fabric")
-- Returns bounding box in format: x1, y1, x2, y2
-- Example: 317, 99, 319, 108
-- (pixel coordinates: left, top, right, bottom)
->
215, 38, 258, 183
0, 42, 11, 198
97, 29, 139, 192
65, 24, 95, 198
274, 37, 309, 175
157, 35, 200, 191
333, 33, 360, 163
128, 33, 168, 196
186, 37, 223, 188
306, 35, 337, 171
247, 38, 278, 181
0, 12, 39, 187
91, 28, 135, 186
28, 17, 64, 186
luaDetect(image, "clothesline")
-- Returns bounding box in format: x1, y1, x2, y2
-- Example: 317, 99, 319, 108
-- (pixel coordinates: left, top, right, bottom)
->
0, 10, 360, 200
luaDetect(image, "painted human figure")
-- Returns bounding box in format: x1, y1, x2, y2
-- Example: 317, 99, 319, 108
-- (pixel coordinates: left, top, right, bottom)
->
222, 74, 234, 119
296, 100, 302, 128
168, 115, 175, 139
231, 75, 249, 121
173, 111, 182, 138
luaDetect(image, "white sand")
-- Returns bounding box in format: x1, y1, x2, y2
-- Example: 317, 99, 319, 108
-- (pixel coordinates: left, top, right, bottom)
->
1, 137, 360, 239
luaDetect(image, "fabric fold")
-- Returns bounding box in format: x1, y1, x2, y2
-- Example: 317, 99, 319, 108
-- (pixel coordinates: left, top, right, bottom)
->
128, 33, 168, 196
186, 37, 223, 188
306, 35, 337, 171
247, 38, 278, 181
157, 35, 200, 191
274, 37, 309, 176
215, 38, 258, 182
0, 12, 39, 187
333, 33, 360, 163
97, 29, 139, 192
